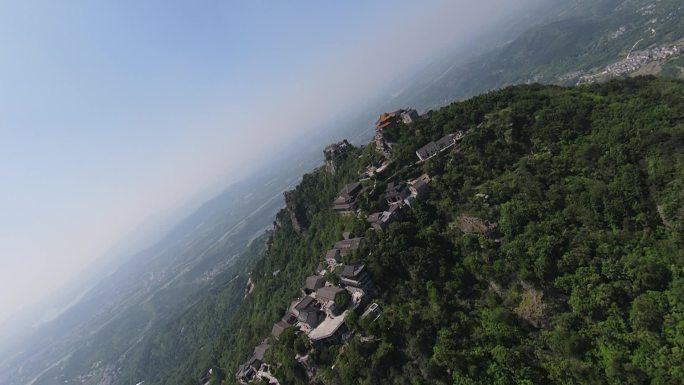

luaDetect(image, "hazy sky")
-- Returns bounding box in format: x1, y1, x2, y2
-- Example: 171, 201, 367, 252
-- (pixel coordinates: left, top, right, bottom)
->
0, 0, 538, 323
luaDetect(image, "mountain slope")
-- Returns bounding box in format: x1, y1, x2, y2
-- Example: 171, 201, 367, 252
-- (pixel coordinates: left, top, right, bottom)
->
0, 159, 317, 385
196, 77, 683, 385
395, 0, 684, 110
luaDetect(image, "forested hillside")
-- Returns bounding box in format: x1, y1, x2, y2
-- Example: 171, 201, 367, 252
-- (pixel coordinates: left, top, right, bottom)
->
398, 0, 684, 110
165, 76, 684, 385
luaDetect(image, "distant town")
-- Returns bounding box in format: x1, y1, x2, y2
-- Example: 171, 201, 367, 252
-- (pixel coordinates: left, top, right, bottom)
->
559, 41, 683, 85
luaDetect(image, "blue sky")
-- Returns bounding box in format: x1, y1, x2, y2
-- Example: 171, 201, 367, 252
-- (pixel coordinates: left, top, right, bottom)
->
0, 0, 535, 323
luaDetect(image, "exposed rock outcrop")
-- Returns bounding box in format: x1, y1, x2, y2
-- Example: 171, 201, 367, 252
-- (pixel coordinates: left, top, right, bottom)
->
245, 274, 255, 298
284, 190, 308, 233
514, 284, 548, 329
454, 215, 498, 237
324, 139, 352, 175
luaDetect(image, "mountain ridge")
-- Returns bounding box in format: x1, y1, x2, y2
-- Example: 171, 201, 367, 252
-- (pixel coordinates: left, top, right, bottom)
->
207, 76, 683, 385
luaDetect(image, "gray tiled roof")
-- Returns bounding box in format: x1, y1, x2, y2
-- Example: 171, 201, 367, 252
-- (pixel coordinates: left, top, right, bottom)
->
305, 275, 326, 290
295, 295, 316, 311
253, 343, 271, 361
271, 320, 290, 338
316, 286, 345, 302
325, 249, 341, 259
334, 237, 362, 250
341, 264, 365, 278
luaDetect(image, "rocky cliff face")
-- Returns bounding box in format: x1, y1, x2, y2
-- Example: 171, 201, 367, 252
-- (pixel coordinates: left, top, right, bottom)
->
324, 139, 352, 175
283, 190, 307, 233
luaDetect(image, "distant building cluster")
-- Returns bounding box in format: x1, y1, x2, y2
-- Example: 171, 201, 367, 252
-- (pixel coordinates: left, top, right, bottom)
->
570, 42, 683, 85
606, 44, 681, 75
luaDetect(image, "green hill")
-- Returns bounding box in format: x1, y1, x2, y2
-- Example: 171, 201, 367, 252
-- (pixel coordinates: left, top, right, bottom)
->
177, 76, 684, 385
104, 76, 684, 385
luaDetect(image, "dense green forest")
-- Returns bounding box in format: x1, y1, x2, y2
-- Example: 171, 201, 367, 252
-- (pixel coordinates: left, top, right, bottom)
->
160, 76, 683, 385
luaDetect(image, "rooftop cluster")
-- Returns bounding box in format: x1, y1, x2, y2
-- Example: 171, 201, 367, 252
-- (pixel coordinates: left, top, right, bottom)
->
239, 106, 468, 384
236, 231, 373, 384
332, 182, 364, 215
366, 174, 431, 231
